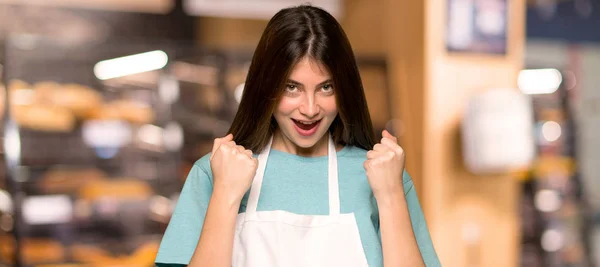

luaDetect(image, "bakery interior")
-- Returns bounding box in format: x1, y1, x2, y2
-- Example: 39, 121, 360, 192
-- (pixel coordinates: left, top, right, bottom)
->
0, 0, 598, 266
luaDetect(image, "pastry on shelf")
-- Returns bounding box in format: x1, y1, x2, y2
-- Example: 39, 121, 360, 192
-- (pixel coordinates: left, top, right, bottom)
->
87, 99, 154, 125
88, 100, 154, 124
71, 244, 113, 264
8, 79, 33, 91
36, 264, 88, 267
33, 81, 62, 103
78, 179, 153, 202
12, 104, 76, 133
111, 100, 154, 125
20, 238, 65, 265
72, 241, 159, 267
8, 79, 35, 106
48, 83, 103, 119
86, 103, 122, 121
126, 241, 160, 266
0, 234, 16, 264
8, 80, 77, 132
39, 168, 106, 194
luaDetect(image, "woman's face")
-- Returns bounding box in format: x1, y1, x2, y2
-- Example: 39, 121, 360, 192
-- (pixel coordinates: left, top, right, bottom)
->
273, 57, 338, 150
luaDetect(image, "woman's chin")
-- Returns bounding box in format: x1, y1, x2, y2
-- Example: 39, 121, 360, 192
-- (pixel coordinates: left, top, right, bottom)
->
290, 131, 329, 148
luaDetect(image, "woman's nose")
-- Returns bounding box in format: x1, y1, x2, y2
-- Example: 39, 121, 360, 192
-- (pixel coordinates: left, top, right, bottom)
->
299, 95, 319, 118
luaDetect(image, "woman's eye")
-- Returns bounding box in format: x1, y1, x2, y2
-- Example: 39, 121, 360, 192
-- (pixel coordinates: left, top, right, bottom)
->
285, 84, 298, 92
321, 84, 334, 92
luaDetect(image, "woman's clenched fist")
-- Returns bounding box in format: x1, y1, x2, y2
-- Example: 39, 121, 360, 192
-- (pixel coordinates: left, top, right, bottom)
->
364, 130, 406, 201
210, 134, 258, 203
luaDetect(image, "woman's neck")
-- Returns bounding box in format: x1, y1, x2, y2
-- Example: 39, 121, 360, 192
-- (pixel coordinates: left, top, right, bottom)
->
271, 130, 330, 157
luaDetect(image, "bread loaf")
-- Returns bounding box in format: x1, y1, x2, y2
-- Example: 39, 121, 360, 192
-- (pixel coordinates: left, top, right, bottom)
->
33, 81, 61, 103
72, 241, 159, 266
8, 80, 77, 132
39, 168, 106, 194
111, 100, 154, 125
86, 104, 122, 121
21, 239, 65, 264
49, 84, 103, 118
78, 179, 153, 201
0, 235, 16, 264
12, 104, 75, 132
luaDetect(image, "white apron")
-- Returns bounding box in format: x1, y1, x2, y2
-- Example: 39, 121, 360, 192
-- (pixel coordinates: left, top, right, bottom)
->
232, 135, 369, 267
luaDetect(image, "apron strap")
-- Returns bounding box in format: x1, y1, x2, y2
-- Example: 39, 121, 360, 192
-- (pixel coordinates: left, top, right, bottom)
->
327, 135, 340, 217
245, 136, 272, 219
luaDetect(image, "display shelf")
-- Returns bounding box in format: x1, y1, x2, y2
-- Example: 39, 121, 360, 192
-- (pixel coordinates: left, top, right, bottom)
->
519, 67, 593, 267
0, 35, 213, 267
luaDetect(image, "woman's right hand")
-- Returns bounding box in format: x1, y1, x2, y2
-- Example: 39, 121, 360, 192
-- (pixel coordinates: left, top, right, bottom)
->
209, 134, 258, 204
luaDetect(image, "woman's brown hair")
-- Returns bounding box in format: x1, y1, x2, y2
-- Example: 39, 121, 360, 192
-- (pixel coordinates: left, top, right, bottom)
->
228, 5, 376, 153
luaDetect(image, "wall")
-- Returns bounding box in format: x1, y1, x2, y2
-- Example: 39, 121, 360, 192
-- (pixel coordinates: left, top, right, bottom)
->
425, 0, 525, 265
196, 17, 266, 51
195, 1, 386, 52
381, 0, 526, 266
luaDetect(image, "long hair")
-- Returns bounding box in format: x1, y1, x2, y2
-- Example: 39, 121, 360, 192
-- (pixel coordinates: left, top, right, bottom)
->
228, 5, 376, 153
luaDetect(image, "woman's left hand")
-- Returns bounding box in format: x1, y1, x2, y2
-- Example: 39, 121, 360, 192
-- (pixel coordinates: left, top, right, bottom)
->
364, 130, 406, 200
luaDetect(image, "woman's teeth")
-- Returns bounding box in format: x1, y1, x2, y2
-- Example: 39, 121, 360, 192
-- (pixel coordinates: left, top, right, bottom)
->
293, 119, 319, 125
293, 119, 320, 131
293, 119, 321, 135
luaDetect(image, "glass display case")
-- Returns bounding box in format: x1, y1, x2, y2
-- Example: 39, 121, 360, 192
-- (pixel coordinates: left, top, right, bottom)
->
518, 67, 594, 267
0, 35, 233, 267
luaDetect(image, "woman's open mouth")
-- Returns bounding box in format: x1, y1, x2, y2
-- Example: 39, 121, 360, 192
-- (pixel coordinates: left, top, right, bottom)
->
292, 119, 321, 136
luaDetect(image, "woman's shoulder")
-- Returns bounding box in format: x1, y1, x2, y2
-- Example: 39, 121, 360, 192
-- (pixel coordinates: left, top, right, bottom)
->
191, 152, 213, 178
339, 145, 368, 159
337, 146, 368, 171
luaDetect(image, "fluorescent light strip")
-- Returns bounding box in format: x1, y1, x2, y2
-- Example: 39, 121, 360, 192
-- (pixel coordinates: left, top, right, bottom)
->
518, 68, 562, 95
94, 50, 168, 80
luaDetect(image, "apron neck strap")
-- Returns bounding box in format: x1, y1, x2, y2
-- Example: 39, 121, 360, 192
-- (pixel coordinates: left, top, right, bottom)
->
245, 134, 340, 218
327, 134, 340, 217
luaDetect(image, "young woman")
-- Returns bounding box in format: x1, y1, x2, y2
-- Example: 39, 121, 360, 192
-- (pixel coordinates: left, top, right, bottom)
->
156, 5, 440, 267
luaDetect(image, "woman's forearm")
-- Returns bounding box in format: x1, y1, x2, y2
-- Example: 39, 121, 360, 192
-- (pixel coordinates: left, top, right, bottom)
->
189, 190, 240, 267
378, 191, 426, 267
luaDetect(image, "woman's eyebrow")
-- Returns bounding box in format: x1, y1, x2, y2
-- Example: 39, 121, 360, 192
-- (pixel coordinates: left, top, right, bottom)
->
286, 79, 333, 87
286, 79, 303, 86
316, 79, 333, 87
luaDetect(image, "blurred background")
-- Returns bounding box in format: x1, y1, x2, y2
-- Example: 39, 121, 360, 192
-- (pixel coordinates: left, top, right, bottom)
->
0, 0, 597, 266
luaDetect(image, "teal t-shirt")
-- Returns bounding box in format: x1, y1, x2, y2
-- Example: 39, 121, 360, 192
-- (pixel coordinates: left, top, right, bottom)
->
155, 146, 440, 267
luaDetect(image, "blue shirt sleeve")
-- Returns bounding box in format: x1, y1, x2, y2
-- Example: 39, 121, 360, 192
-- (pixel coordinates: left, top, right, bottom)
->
155, 156, 213, 266
379, 171, 441, 267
